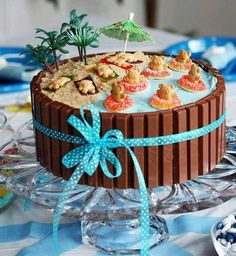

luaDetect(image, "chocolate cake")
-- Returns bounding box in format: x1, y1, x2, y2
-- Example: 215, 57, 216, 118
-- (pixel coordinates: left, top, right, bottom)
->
31, 51, 226, 189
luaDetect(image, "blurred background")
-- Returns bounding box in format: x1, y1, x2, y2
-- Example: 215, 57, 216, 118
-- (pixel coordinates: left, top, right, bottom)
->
0, 0, 235, 124
0, 0, 236, 46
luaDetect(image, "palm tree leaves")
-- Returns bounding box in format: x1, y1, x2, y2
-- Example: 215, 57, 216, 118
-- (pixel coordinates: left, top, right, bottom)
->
24, 9, 100, 72
61, 9, 100, 64
36, 30, 68, 53
24, 28, 69, 72
35, 28, 69, 69
23, 44, 54, 73
80, 23, 100, 47
61, 9, 87, 34
25, 44, 53, 63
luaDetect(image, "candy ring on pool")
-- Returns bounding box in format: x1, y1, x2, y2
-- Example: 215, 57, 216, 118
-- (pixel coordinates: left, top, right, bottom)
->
141, 67, 172, 79
168, 59, 192, 72
104, 95, 134, 112
119, 79, 149, 93
150, 93, 181, 109
178, 75, 206, 93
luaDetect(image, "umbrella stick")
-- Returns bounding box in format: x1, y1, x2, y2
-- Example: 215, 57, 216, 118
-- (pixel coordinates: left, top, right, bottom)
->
123, 33, 129, 52
123, 12, 134, 53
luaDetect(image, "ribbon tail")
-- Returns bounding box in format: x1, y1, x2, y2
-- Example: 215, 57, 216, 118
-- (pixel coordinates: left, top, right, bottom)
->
53, 164, 84, 256
126, 146, 150, 256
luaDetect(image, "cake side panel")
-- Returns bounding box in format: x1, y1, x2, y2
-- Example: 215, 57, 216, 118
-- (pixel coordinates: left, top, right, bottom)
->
132, 114, 145, 189
101, 114, 115, 188
41, 98, 52, 171
198, 101, 209, 175
34, 93, 45, 165
208, 96, 217, 171
31, 87, 39, 160
60, 106, 74, 180
72, 109, 88, 185
115, 114, 130, 189
160, 110, 174, 185
147, 113, 160, 187
222, 88, 226, 158
50, 102, 62, 178
215, 88, 223, 163
213, 70, 226, 161
187, 104, 199, 180
85, 110, 101, 187
173, 108, 188, 183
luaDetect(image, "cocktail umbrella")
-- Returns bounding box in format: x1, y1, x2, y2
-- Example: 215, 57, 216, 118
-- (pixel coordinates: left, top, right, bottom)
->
100, 13, 153, 52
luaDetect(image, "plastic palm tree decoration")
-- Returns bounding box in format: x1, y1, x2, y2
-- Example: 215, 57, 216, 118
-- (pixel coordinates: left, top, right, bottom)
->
61, 9, 100, 65
100, 12, 153, 52
36, 28, 69, 70
61, 9, 87, 59
23, 44, 54, 73
79, 23, 100, 65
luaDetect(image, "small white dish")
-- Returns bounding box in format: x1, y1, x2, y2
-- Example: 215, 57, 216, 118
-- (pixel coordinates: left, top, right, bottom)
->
211, 214, 236, 256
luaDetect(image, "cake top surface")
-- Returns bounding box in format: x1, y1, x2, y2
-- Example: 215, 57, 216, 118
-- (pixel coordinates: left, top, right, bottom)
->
26, 10, 218, 114
39, 51, 218, 113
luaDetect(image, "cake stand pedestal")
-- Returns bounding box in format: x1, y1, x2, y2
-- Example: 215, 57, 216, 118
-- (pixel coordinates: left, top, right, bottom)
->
82, 216, 168, 255
1, 120, 236, 255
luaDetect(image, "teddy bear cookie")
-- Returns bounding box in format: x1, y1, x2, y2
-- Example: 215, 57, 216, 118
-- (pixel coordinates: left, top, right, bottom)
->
168, 50, 192, 72
74, 75, 99, 95
104, 82, 134, 112
142, 55, 172, 79
150, 83, 181, 109
178, 64, 206, 92
101, 52, 133, 70
96, 63, 116, 79
119, 69, 149, 93
122, 51, 145, 64
45, 76, 71, 90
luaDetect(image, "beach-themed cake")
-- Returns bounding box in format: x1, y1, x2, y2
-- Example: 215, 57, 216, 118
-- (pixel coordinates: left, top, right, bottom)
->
29, 11, 226, 189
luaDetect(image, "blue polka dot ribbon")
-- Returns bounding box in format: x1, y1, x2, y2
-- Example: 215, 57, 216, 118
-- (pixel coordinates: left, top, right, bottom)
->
33, 105, 226, 256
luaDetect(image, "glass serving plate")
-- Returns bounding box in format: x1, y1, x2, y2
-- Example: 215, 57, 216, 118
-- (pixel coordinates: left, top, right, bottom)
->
0, 112, 15, 209
1, 120, 236, 255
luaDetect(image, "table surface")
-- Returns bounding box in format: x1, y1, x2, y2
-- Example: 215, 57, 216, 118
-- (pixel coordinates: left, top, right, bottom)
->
0, 25, 236, 256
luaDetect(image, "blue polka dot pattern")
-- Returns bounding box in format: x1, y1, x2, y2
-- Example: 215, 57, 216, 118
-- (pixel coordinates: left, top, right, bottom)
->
33, 112, 226, 149
33, 104, 226, 256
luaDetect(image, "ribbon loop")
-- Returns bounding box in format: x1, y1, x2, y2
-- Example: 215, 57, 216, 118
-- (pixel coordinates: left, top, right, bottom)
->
62, 145, 91, 169
67, 114, 99, 144
101, 129, 124, 148
100, 148, 122, 178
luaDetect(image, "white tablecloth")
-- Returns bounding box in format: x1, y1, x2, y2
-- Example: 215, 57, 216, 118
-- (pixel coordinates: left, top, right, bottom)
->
0, 27, 236, 256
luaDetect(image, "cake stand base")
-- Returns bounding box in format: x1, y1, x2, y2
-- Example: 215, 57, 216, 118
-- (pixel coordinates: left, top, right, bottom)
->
81, 215, 168, 255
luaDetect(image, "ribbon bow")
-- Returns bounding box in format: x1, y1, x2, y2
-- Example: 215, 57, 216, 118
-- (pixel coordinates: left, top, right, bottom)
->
53, 105, 150, 256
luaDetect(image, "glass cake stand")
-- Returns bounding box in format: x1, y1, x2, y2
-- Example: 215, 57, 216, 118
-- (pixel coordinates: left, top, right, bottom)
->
1, 120, 236, 255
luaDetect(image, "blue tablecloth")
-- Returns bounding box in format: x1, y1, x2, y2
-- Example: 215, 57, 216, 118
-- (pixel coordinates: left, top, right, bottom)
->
1, 197, 236, 256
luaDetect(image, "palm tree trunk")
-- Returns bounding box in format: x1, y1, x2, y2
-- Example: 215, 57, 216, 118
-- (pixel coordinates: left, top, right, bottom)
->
84, 47, 87, 65
80, 46, 84, 62
43, 62, 53, 73
53, 50, 59, 70
77, 46, 82, 61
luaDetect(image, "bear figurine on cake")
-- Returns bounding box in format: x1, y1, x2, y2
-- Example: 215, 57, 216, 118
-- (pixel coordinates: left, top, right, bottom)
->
178, 64, 206, 92
168, 49, 192, 71
142, 55, 172, 79
150, 83, 181, 109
